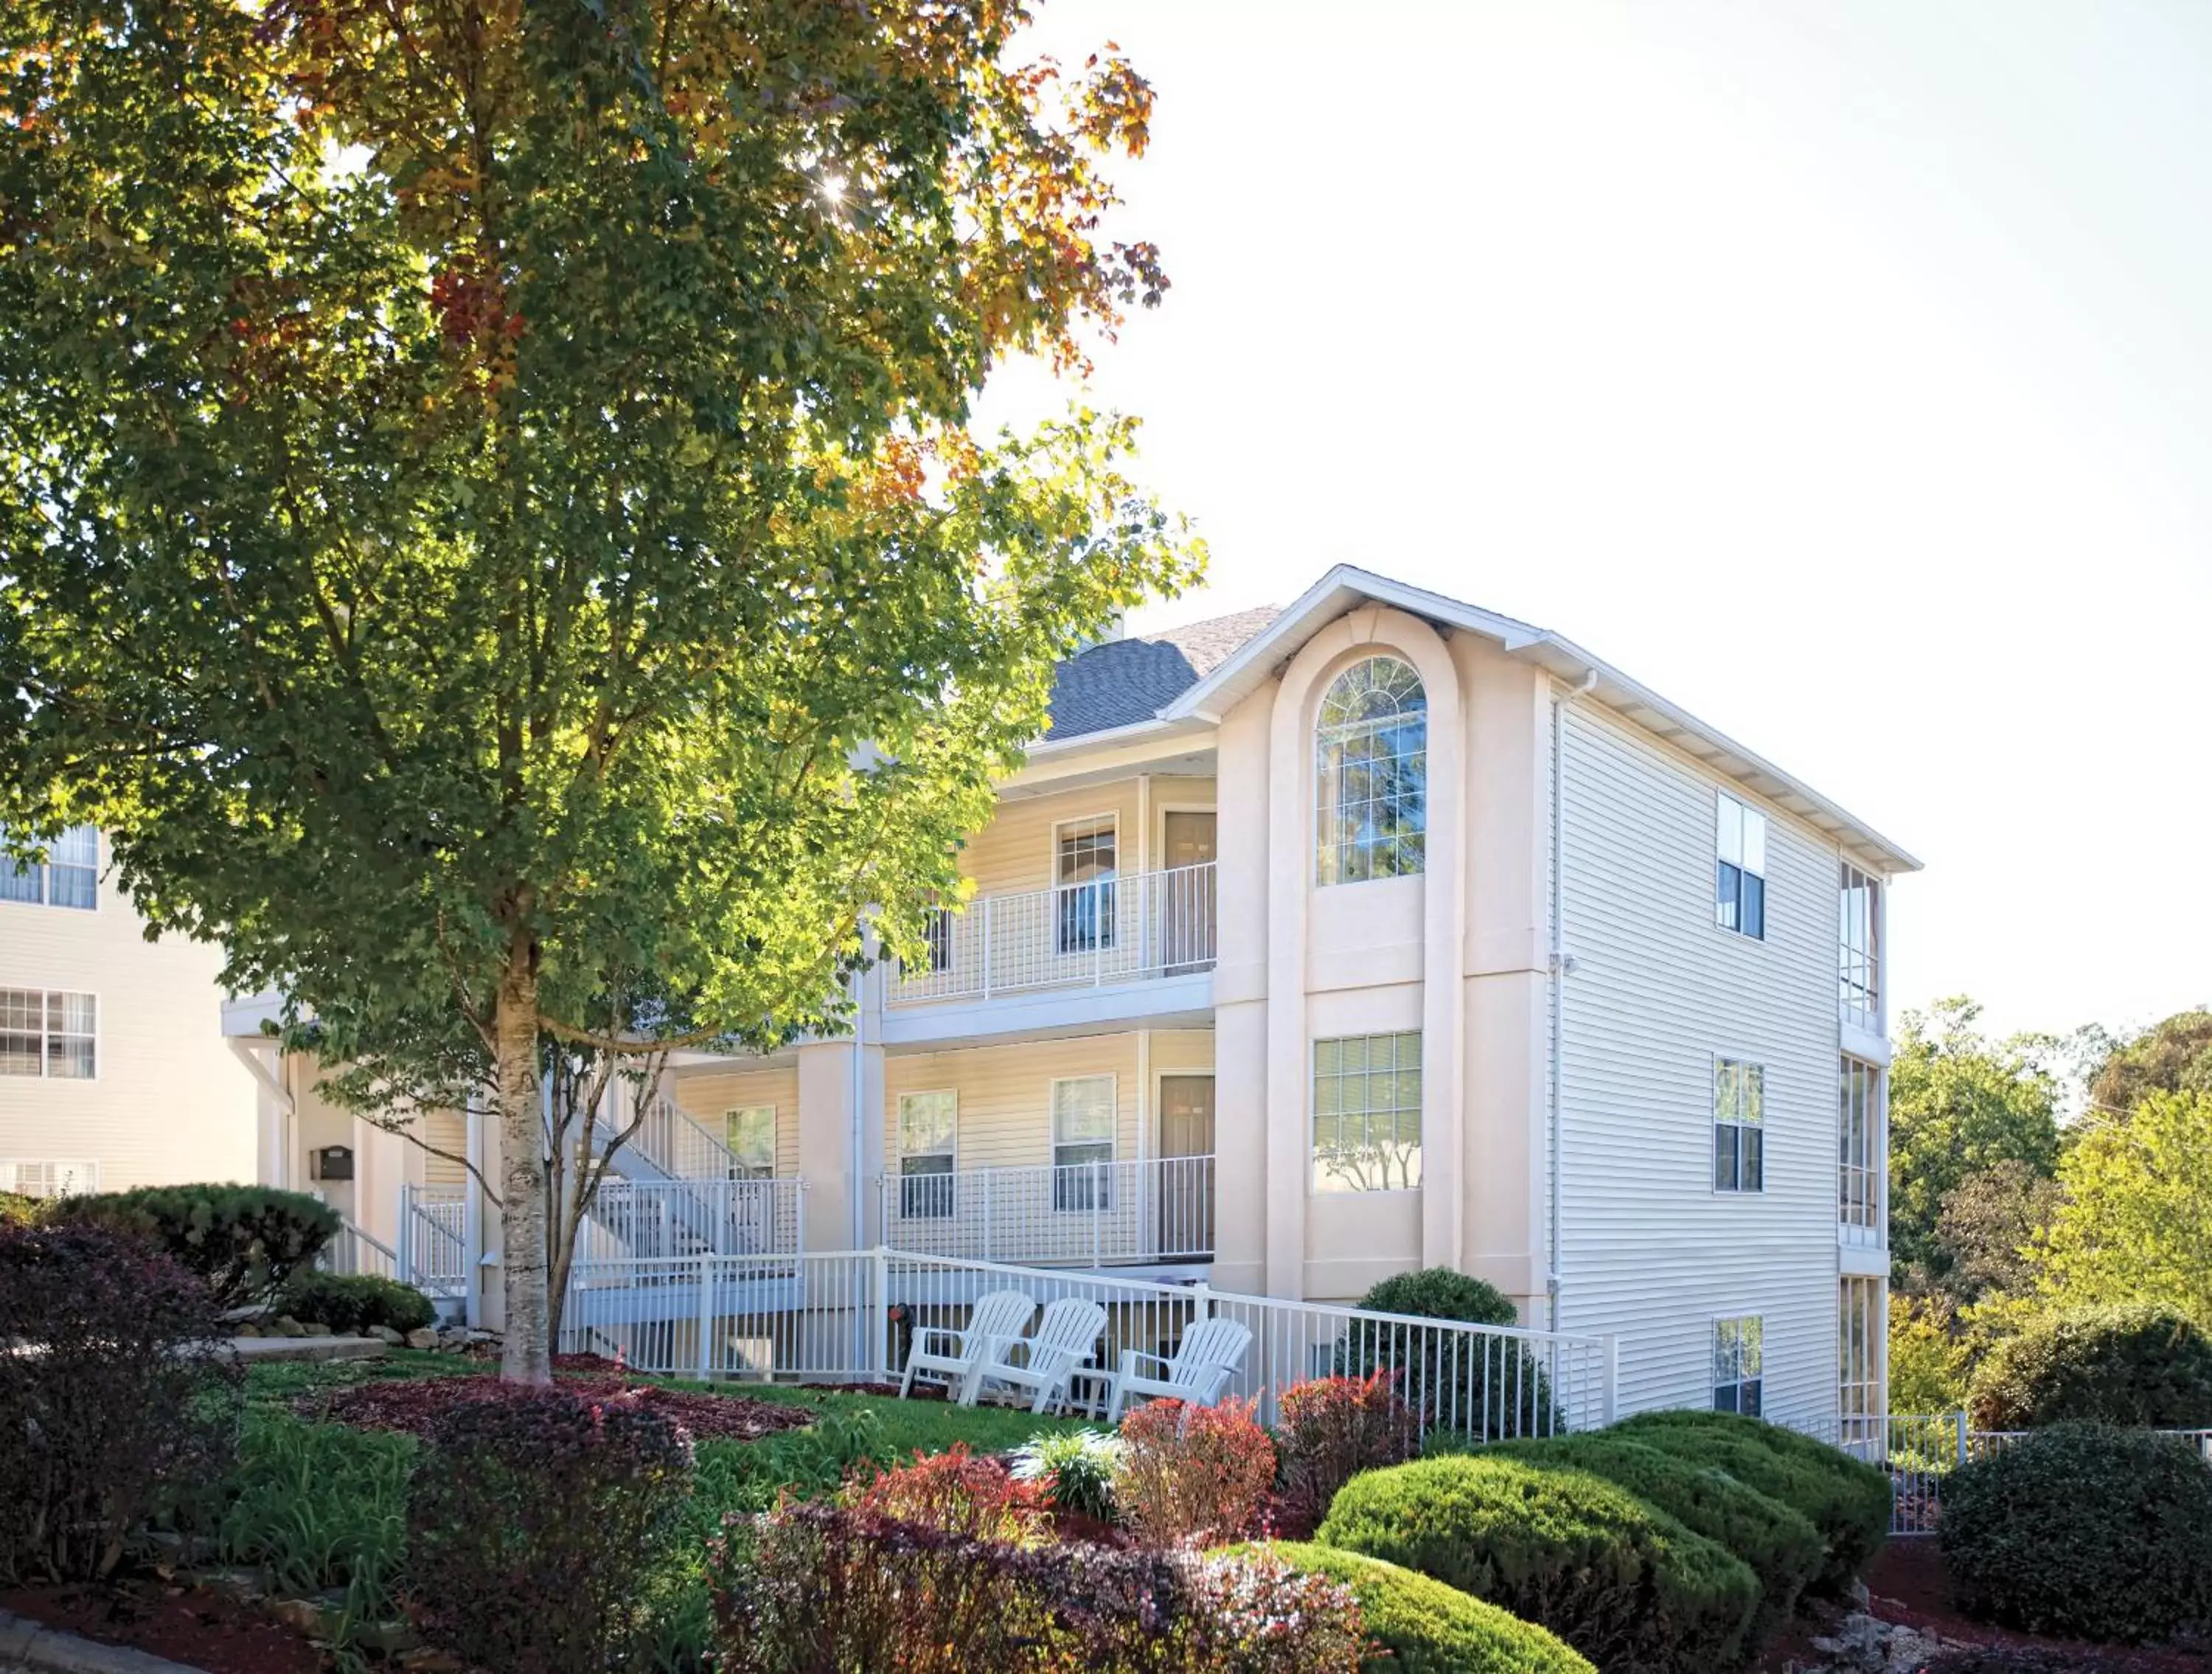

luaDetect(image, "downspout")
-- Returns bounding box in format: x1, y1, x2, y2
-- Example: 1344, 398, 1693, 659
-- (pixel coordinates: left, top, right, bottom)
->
1548, 667, 1597, 1330
850, 962, 866, 1251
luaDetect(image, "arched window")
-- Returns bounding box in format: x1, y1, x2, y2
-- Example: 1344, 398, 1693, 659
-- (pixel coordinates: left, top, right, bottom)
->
1315, 655, 1427, 884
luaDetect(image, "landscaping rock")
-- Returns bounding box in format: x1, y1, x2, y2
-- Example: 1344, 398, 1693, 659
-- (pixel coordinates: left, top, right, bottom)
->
1807, 1611, 1958, 1673
403, 1327, 439, 1350
232, 1322, 262, 1338
301, 1321, 333, 1338
369, 1324, 405, 1345
271, 1315, 306, 1338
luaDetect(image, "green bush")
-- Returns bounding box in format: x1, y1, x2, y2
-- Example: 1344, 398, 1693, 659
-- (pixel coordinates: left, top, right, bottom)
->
1234, 1542, 1595, 1674
1489, 1434, 1823, 1646
1315, 1454, 1758, 1674
54, 1184, 338, 1307
1610, 1410, 1890, 1592
282, 1271, 437, 1336
1940, 1423, 2212, 1643
1966, 1306, 2212, 1431
1357, 1268, 1518, 1327
0, 1190, 45, 1227
1338, 1269, 1553, 1440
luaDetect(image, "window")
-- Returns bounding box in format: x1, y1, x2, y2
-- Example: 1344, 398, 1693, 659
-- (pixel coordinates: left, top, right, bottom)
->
1840, 1278, 1883, 1452
1838, 1057, 1882, 1239
0, 825, 97, 911
0, 990, 97, 1079
1714, 794, 1767, 939
0, 1160, 99, 1198
1051, 1074, 1116, 1211
921, 906, 955, 973
724, 1105, 776, 1180
1311, 1031, 1423, 1192
897, 1090, 957, 1218
1714, 1059, 1764, 1192
1316, 656, 1427, 885
1712, 1316, 1764, 1415
1054, 817, 1118, 954
1839, 863, 1881, 1022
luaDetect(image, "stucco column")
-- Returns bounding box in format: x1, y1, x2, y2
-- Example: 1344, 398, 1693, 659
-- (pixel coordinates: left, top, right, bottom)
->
797, 1038, 886, 1252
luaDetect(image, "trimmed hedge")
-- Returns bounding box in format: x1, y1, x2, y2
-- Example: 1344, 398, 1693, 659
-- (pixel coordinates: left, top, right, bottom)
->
1315, 1454, 1758, 1674
1489, 1434, 1823, 1645
54, 1184, 338, 1306
1357, 1268, 1518, 1327
1610, 1410, 1890, 1591
282, 1271, 437, 1335
1237, 1542, 1596, 1674
1966, 1306, 2212, 1431
1941, 1423, 2212, 1644
1339, 1269, 1553, 1440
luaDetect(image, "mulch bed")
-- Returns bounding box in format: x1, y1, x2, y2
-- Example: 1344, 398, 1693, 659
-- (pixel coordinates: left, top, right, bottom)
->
299, 1372, 819, 1444
2, 1579, 321, 1674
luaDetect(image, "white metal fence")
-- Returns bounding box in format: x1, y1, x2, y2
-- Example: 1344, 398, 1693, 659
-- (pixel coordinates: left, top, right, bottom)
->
626, 1097, 740, 1182
397, 1184, 469, 1297
891, 864, 1218, 1004
879, 1155, 1215, 1266
319, 1219, 399, 1282
557, 1246, 1614, 1441
578, 1176, 805, 1262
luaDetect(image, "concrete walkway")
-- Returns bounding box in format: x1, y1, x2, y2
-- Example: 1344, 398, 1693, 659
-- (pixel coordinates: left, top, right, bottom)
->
0, 1611, 205, 1674
226, 1335, 386, 1364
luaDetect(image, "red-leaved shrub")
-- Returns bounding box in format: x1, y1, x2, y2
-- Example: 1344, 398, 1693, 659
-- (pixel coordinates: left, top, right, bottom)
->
1273, 1372, 1419, 1534
846, 1443, 1048, 1543
0, 1222, 241, 1583
406, 1386, 694, 1674
1115, 1397, 1278, 1547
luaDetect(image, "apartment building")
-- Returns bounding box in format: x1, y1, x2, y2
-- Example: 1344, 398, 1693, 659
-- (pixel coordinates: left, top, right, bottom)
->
232, 564, 1907, 1426
1, 827, 258, 1198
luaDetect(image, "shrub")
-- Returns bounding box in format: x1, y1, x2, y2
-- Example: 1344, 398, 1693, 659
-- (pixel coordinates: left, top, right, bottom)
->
1965, 1305, 2212, 1431
1316, 1454, 1759, 1674
846, 1444, 1047, 1541
1229, 1542, 1596, 1674
1274, 1373, 1419, 1533
0, 1223, 242, 1583
1940, 1423, 2212, 1643
54, 1184, 338, 1307
1116, 1396, 1279, 1546
280, 1271, 437, 1335
406, 1386, 695, 1674
1610, 1409, 1891, 1591
1338, 1268, 1553, 1439
1489, 1434, 1823, 1646
0, 1189, 45, 1226
1012, 1427, 1124, 1524
714, 1505, 1365, 1673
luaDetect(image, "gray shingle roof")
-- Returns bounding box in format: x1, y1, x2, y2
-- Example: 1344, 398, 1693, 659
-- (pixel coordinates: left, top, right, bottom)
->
1044, 605, 1283, 740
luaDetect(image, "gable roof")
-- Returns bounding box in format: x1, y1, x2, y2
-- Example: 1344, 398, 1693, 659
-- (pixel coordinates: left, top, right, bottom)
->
1044, 605, 1283, 740
1039, 566, 1920, 875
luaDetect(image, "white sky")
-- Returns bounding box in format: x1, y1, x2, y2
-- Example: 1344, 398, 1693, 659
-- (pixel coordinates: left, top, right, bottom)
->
979, 0, 2212, 1043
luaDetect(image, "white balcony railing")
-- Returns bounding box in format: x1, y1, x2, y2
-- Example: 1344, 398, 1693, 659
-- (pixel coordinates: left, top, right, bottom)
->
397, 1184, 470, 1296
625, 1096, 737, 1181
320, 1219, 399, 1282
577, 1175, 805, 1262
891, 862, 1217, 1005
878, 1154, 1216, 1267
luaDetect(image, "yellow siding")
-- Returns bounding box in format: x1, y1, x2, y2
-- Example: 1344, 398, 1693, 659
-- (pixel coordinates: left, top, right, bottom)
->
886, 1034, 1141, 1173
422, 1110, 467, 1187
674, 1064, 802, 1176
1151, 1029, 1216, 1074
959, 776, 1216, 899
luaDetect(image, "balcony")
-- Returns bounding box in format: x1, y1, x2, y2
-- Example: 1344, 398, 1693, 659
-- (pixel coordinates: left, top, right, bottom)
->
891, 863, 1217, 1007
877, 1155, 1217, 1268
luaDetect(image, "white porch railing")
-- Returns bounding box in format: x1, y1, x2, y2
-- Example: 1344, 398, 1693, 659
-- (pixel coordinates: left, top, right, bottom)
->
577, 1176, 804, 1262
891, 863, 1218, 1005
397, 1184, 470, 1297
557, 1247, 1616, 1442
878, 1156, 1215, 1266
319, 1219, 399, 1282
625, 1096, 737, 1181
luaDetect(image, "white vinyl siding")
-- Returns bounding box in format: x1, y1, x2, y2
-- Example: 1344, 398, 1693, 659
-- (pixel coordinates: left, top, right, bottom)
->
675, 1066, 801, 1178
1557, 702, 1840, 1420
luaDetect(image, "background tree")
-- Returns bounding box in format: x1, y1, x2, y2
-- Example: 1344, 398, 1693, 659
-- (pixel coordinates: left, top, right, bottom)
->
2083, 1010, 2212, 1116
1931, 1159, 2062, 1308
2033, 1091, 2212, 1324
1888, 998, 2062, 1290
0, 0, 1198, 1382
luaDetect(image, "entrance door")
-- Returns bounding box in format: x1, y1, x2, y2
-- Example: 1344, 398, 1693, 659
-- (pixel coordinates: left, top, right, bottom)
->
1159, 811, 1217, 972
1155, 1074, 1216, 1257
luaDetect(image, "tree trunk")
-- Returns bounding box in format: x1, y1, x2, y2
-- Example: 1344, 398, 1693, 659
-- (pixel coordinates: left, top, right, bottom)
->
494, 940, 552, 1384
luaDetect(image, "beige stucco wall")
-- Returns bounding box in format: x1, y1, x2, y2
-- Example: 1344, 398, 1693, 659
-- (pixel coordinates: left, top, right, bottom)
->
672, 1063, 803, 1177
0, 836, 257, 1194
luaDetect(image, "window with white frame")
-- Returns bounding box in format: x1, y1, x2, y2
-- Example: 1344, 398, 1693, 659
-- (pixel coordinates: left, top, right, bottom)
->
1714, 793, 1767, 939
1315, 656, 1427, 885
0, 825, 97, 911
1054, 817, 1118, 954
1312, 1031, 1423, 1192
1713, 1058, 1764, 1192
1838, 1057, 1882, 1237
1712, 1316, 1764, 1415
724, 1105, 776, 1180
0, 1160, 99, 1198
1840, 1277, 1883, 1449
1839, 863, 1881, 1023
0, 990, 96, 1079
1051, 1074, 1116, 1212
897, 1090, 957, 1219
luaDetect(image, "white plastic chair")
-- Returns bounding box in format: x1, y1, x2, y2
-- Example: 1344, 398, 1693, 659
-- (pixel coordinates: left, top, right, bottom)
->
1102, 1316, 1253, 1419
970, 1296, 1109, 1414
900, 1289, 1035, 1403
